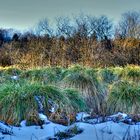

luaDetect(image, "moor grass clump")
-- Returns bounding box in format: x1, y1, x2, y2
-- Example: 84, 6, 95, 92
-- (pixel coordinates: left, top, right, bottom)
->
0, 78, 86, 125
107, 80, 140, 114
0, 65, 140, 125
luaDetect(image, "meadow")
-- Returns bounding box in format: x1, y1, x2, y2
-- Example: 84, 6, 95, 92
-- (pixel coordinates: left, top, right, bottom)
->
0, 65, 140, 126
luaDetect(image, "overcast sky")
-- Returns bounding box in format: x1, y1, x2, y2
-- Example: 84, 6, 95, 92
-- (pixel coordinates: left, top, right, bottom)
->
0, 0, 140, 31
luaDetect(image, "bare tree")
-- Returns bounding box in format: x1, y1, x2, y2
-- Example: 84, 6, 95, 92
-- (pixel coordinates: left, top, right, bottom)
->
87, 16, 98, 38
36, 18, 53, 37
74, 14, 90, 38
116, 11, 140, 39
56, 16, 75, 37
88, 15, 113, 40
0, 29, 10, 46
96, 16, 113, 40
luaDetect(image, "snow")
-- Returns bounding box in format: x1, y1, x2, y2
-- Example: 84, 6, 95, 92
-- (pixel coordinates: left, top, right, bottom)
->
1, 121, 140, 140
136, 122, 140, 125
1, 112, 140, 140
20, 114, 50, 127
76, 112, 90, 121
48, 99, 59, 113
11, 76, 19, 80
49, 107, 55, 113
70, 122, 140, 140
39, 113, 50, 123
0, 121, 13, 135
109, 112, 128, 119
1, 122, 66, 140
20, 120, 26, 127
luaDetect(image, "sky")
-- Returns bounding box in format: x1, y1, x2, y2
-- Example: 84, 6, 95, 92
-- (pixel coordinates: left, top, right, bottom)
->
0, 0, 140, 31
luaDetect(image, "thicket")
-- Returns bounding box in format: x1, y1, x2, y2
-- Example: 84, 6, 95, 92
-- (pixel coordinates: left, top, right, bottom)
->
0, 11, 140, 68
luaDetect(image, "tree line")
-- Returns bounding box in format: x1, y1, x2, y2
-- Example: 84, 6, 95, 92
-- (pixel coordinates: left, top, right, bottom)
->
0, 11, 140, 68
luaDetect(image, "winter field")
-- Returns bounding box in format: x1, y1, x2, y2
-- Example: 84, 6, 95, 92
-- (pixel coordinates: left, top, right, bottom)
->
0, 65, 140, 140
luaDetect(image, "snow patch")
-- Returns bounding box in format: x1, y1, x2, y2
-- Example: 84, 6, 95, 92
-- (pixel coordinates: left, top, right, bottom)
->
39, 113, 50, 124
76, 112, 90, 121
11, 76, 19, 80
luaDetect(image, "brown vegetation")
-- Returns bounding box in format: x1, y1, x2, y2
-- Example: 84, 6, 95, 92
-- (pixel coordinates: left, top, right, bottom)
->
0, 11, 140, 68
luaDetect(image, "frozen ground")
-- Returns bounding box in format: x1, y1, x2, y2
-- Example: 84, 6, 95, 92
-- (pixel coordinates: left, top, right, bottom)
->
1, 112, 140, 140
1, 121, 140, 140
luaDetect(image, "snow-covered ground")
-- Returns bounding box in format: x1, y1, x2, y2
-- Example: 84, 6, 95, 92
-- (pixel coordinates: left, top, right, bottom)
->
1, 121, 140, 140
1, 112, 140, 140
70, 122, 140, 140
0, 122, 66, 140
